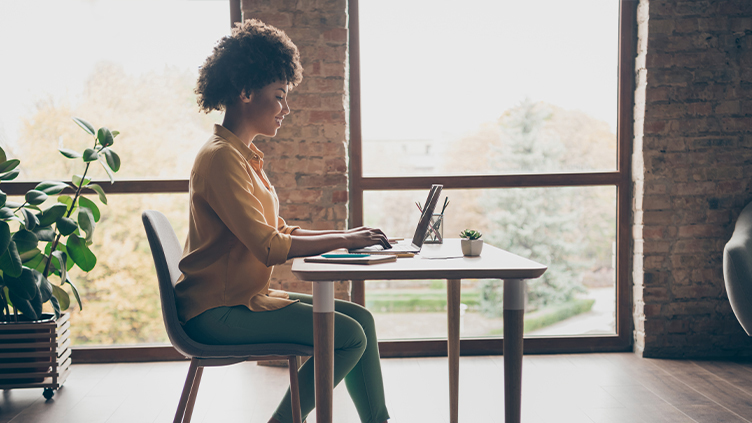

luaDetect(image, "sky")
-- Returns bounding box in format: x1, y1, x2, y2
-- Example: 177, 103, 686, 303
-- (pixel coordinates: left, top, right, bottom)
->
0, 0, 619, 146
0, 0, 230, 145
359, 0, 620, 140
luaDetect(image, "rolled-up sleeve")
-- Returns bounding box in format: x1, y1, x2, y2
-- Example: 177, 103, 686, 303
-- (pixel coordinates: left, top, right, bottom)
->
202, 148, 292, 267
277, 216, 299, 235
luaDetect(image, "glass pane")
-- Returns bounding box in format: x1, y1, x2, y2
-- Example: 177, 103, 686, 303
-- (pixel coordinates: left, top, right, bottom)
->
359, 0, 619, 177
363, 187, 616, 339
0, 0, 228, 181
31, 193, 189, 346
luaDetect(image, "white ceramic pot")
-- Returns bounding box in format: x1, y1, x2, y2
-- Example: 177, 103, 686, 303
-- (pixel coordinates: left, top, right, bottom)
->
461, 239, 483, 256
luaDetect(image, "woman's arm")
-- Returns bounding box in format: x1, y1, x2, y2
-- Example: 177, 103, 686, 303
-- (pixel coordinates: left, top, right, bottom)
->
287, 227, 390, 259
290, 227, 373, 237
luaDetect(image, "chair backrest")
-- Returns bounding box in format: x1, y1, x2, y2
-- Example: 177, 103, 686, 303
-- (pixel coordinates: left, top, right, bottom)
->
724, 202, 752, 336
142, 210, 200, 357
142, 210, 314, 359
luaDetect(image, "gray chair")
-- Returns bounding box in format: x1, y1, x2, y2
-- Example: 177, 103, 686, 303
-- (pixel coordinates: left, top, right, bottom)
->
724, 202, 752, 336
142, 210, 312, 423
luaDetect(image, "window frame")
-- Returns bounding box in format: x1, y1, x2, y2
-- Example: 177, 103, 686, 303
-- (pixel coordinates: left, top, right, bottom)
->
348, 0, 637, 356
0, 0, 242, 363
0, 0, 636, 361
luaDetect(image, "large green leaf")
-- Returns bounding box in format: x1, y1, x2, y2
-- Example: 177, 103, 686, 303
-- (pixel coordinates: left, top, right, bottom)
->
4, 266, 36, 300
65, 276, 82, 311
12, 229, 38, 253
35, 181, 71, 195
59, 148, 82, 159
34, 270, 52, 303
88, 184, 107, 205
101, 148, 121, 172
0, 159, 20, 174
49, 294, 61, 319
32, 226, 56, 243
21, 249, 45, 273
0, 189, 6, 208
97, 127, 114, 147
51, 250, 67, 283
0, 146, 6, 164
78, 208, 95, 242
8, 287, 40, 320
19, 248, 41, 262
57, 217, 78, 236
0, 221, 9, 257
67, 235, 96, 272
21, 209, 38, 231
0, 207, 15, 220
72, 117, 95, 136
38, 203, 68, 226
0, 170, 19, 181
4, 201, 23, 208
71, 174, 92, 188
25, 190, 48, 206
98, 156, 115, 184
83, 148, 99, 163
51, 284, 70, 311
0, 241, 22, 278
44, 243, 74, 271
78, 196, 100, 222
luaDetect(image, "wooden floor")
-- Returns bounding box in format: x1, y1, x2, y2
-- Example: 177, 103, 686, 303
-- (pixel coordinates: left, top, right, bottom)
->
2, 353, 752, 422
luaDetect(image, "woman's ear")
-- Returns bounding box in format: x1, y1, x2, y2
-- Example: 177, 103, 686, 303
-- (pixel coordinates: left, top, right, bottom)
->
239, 90, 253, 103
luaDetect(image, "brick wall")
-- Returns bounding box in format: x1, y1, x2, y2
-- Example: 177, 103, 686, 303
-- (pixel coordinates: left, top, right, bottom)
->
633, 0, 752, 357
240, 0, 351, 299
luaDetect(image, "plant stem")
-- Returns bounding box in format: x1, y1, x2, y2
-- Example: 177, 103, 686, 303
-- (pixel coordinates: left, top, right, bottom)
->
13, 202, 29, 213
41, 142, 94, 279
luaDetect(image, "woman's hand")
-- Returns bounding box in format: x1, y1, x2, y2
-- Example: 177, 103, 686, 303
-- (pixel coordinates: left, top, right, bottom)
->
343, 227, 390, 250
287, 226, 390, 259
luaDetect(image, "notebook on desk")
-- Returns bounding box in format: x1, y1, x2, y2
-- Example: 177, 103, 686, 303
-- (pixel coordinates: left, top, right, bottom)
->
349, 184, 443, 255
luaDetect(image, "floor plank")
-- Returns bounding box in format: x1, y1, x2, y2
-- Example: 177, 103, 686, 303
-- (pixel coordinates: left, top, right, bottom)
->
2, 353, 752, 422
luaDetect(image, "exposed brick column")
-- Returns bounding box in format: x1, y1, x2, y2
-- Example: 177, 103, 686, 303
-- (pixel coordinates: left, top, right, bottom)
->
634, 0, 752, 357
241, 0, 351, 299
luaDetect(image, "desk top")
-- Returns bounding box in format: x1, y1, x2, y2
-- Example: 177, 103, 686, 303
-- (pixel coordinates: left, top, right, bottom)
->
292, 239, 547, 281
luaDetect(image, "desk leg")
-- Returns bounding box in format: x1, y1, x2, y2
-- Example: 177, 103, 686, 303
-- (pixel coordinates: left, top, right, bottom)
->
447, 279, 461, 423
503, 279, 525, 423
312, 281, 334, 423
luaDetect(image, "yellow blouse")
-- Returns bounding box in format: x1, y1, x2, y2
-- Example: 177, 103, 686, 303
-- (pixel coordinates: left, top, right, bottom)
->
175, 124, 298, 324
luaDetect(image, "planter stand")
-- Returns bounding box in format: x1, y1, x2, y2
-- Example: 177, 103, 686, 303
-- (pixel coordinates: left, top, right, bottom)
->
0, 312, 72, 399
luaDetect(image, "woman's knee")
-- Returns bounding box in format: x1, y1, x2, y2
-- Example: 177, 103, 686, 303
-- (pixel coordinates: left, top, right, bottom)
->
334, 313, 368, 353
335, 300, 376, 332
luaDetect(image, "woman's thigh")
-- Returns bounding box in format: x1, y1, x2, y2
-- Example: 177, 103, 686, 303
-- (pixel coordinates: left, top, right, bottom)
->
289, 292, 375, 332
184, 302, 365, 347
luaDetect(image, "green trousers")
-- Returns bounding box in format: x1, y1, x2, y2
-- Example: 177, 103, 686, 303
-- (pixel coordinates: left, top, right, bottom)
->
183, 293, 390, 423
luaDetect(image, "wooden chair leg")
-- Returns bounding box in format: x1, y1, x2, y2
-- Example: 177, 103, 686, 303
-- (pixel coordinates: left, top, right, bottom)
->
184, 366, 204, 423
174, 358, 201, 423
288, 356, 303, 423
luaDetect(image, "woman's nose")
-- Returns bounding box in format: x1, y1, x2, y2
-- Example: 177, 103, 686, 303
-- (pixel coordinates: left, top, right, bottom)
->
282, 99, 290, 115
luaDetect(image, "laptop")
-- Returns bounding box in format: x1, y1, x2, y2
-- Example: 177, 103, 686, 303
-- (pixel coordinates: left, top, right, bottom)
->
350, 184, 443, 254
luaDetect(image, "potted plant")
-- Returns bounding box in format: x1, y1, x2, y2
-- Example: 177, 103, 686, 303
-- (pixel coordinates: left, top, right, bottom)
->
459, 229, 483, 256
0, 117, 121, 398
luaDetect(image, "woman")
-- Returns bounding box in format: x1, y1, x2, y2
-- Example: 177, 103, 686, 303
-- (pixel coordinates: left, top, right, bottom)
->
175, 19, 391, 423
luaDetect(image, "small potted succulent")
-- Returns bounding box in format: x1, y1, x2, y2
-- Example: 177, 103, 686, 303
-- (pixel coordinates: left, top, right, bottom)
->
459, 229, 483, 256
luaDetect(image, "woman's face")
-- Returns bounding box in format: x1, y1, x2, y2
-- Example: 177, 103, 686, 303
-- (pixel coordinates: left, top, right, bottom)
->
243, 80, 290, 137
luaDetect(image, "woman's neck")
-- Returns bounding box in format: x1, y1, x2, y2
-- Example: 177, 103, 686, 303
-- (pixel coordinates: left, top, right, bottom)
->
222, 105, 257, 147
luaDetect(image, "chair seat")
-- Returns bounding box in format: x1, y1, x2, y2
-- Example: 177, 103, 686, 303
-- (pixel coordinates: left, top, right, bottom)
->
179, 341, 313, 360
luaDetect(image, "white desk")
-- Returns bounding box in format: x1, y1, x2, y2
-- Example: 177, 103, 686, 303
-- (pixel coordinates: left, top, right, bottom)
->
292, 239, 547, 423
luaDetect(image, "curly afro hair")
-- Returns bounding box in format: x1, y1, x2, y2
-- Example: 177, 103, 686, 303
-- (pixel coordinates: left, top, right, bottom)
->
195, 19, 303, 113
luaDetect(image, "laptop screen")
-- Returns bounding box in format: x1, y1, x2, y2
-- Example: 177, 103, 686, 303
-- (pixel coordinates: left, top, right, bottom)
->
411, 184, 443, 248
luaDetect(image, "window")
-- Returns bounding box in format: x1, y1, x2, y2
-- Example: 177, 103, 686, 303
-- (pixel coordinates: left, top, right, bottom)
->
351, 0, 636, 354
0, 0, 232, 349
